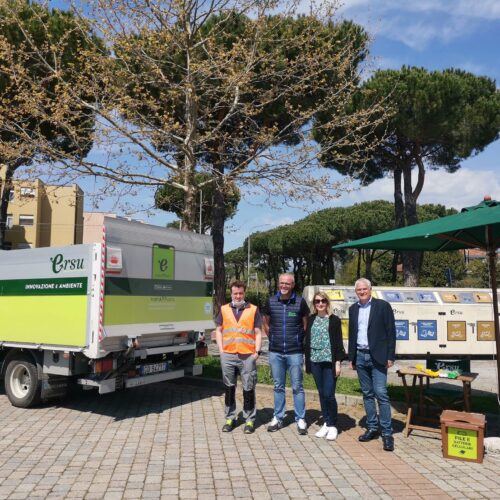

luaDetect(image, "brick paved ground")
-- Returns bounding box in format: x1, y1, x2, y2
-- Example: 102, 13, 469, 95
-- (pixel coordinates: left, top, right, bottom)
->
0, 380, 498, 499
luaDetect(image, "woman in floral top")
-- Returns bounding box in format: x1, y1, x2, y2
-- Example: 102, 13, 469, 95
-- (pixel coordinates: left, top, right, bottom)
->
305, 291, 344, 441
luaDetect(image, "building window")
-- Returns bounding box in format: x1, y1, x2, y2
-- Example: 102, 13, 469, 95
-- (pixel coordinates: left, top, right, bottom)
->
20, 187, 36, 197
6, 215, 13, 229
8, 191, 14, 202
19, 215, 34, 226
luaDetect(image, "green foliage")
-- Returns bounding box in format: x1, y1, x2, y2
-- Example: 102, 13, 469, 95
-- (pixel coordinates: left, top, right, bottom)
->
166, 220, 182, 230
459, 259, 500, 288
219, 285, 269, 311
243, 290, 269, 312
0, 2, 102, 246
341, 202, 459, 284
419, 251, 467, 287
247, 200, 400, 290
156, 173, 240, 233
0, 2, 101, 159
117, 12, 370, 179
370, 252, 398, 285
417, 204, 457, 221
224, 247, 247, 281
315, 65, 500, 284
321, 66, 500, 183
109, 4, 375, 309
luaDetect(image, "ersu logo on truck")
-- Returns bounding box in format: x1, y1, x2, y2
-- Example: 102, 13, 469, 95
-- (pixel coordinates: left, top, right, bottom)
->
51, 253, 85, 274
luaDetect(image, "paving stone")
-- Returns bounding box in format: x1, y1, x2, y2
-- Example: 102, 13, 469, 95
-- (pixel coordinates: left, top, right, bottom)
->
0, 380, 498, 499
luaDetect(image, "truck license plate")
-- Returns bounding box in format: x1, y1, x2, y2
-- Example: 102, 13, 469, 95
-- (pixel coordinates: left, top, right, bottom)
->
140, 362, 168, 375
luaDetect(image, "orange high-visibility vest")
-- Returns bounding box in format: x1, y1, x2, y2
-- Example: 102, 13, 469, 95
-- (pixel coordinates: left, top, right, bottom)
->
221, 303, 257, 355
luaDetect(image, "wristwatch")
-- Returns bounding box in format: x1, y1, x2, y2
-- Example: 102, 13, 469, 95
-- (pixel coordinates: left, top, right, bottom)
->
257, 350, 263, 356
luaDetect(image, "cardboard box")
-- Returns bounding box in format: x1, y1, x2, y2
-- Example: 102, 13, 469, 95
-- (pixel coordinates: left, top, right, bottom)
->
440, 410, 486, 463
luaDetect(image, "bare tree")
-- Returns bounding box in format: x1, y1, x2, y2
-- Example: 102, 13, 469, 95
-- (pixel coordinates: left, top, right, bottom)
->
0, 0, 387, 310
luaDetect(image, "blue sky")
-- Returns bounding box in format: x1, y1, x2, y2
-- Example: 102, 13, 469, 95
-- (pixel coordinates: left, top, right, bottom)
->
76, 0, 500, 250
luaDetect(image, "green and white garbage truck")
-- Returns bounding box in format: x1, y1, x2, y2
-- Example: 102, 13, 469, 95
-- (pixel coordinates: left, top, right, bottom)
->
0, 217, 215, 407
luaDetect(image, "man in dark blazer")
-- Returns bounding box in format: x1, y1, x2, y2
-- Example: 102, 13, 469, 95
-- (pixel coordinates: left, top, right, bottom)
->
348, 278, 396, 451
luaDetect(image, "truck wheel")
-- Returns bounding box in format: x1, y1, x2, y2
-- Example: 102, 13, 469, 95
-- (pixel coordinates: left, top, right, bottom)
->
4, 354, 42, 408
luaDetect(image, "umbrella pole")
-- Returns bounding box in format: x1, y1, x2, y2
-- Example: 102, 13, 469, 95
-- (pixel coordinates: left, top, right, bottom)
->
486, 227, 500, 400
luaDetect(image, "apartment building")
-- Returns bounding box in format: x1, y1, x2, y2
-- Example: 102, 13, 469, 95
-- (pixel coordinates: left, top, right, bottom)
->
82, 212, 144, 243
1, 170, 84, 249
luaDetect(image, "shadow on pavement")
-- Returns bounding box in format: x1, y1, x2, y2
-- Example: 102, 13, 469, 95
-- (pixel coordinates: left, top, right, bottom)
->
46, 378, 224, 421
357, 415, 406, 436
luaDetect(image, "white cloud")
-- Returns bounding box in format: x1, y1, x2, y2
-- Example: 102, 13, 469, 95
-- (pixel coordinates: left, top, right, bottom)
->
336, 0, 496, 51
455, 0, 500, 20
415, 168, 500, 209
340, 0, 500, 20
379, 15, 476, 51
338, 167, 500, 210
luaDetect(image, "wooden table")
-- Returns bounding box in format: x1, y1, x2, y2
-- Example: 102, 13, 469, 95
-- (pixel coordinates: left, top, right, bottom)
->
397, 367, 478, 437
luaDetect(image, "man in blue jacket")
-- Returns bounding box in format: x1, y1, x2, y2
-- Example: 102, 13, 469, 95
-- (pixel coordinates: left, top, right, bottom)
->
348, 278, 396, 451
263, 273, 310, 434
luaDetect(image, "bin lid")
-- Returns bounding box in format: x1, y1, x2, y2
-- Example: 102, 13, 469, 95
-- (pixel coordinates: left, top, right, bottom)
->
440, 410, 486, 427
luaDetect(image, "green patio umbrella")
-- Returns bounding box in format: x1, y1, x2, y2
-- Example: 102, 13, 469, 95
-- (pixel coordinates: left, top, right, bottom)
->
333, 197, 500, 397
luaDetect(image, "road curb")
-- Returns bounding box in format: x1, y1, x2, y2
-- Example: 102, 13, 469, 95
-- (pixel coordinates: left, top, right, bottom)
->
182, 376, 500, 427
183, 375, 405, 411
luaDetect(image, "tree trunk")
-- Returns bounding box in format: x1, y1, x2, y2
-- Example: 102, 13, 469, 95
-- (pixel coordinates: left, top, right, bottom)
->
325, 252, 334, 284
391, 167, 403, 283
401, 162, 421, 286
298, 257, 307, 290
263, 258, 273, 294
402, 253, 421, 286
364, 249, 373, 282
180, 150, 196, 231
311, 257, 322, 286
391, 251, 399, 284
234, 264, 241, 280
211, 171, 226, 317
393, 166, 405, 228
181, 184, 197, 231
0, 165, 14, 249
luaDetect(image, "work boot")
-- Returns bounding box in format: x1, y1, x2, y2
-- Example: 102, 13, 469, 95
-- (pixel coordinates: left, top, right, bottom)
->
222, 419, 234, 432
244, 421, 255, 434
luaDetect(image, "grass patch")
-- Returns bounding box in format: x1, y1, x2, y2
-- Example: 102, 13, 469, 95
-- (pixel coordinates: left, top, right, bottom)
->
196, 355, 499, 414
197, 356, 366, 396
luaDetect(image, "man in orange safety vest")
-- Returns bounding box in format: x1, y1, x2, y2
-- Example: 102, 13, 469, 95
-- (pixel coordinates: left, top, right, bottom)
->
215, 280, 263, 434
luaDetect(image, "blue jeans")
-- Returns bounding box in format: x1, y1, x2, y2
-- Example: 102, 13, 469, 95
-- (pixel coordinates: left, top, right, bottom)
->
356, 351, 392, 436
268, 352, 305, 421
310, 361, 338, 427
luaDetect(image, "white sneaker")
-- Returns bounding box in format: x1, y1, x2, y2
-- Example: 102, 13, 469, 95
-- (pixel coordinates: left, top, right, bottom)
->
326, 426, 338, 441
315, 423, 328, 438
267, 417, 283, 432
297, 418, 307, 435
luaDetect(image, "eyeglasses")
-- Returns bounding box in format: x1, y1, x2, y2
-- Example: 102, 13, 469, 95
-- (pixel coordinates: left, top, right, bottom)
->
279, 282, 293, 286
314, 299, 328, 304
